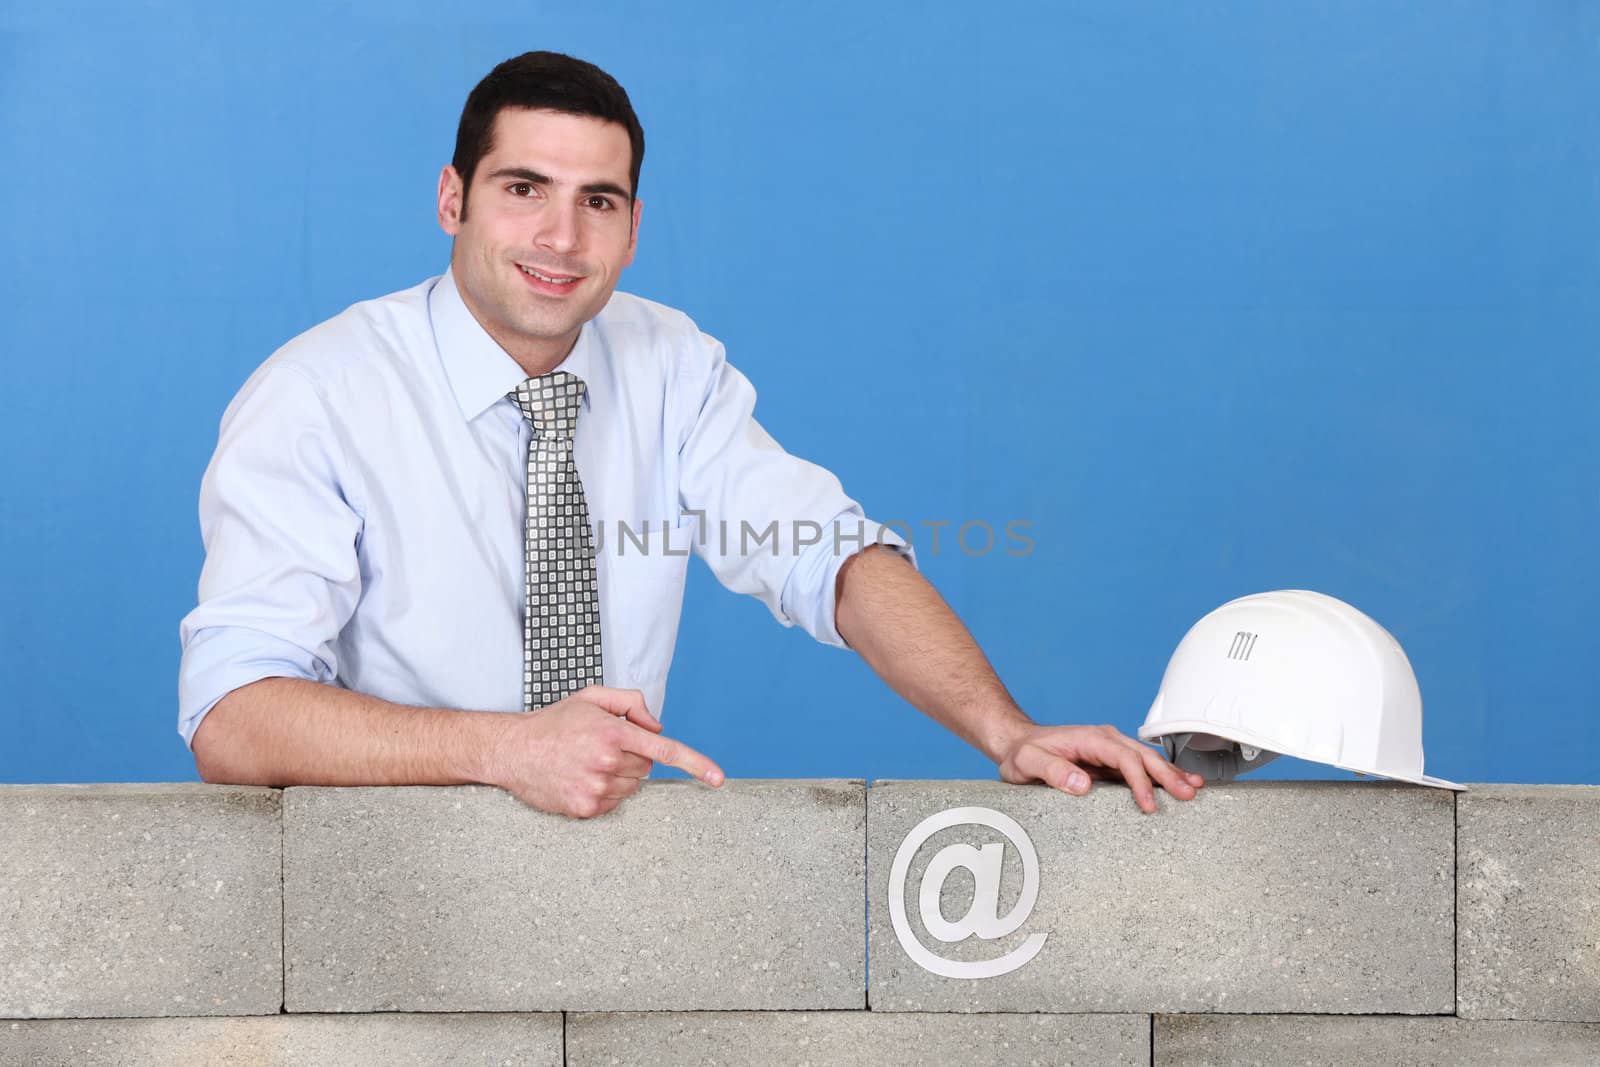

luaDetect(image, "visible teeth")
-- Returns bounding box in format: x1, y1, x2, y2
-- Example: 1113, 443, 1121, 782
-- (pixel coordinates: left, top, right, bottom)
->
519, 265, 577, 284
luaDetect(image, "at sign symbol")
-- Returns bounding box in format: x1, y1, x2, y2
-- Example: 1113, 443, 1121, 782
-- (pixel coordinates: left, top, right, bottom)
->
888, 806, 1048, 979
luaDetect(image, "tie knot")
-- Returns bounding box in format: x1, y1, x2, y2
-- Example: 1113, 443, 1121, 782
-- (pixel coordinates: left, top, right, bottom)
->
510, 371, 586, 441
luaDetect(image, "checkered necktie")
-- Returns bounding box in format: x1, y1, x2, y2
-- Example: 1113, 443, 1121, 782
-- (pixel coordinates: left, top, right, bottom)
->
509, 372, 603, 710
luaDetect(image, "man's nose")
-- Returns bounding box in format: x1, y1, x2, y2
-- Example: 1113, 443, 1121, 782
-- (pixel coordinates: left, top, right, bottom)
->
534, 201, 580, 255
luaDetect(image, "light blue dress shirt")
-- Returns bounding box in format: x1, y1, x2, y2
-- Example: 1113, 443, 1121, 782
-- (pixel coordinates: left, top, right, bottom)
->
177, 269, 913, 751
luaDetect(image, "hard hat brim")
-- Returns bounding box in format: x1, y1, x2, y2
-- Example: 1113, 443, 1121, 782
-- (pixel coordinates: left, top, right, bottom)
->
1383, 771, 1467, 792
1140, 719, 1466, 791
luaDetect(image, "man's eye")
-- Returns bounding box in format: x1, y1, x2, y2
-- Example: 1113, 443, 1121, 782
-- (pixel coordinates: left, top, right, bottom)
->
510, 183, 535, 196
587, 197, 614, 211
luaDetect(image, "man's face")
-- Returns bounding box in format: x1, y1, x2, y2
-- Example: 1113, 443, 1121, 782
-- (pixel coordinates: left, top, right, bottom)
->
438, 107, 641, 370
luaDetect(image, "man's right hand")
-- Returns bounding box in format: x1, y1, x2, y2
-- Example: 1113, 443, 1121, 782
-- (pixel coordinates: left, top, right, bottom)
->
480, 686, 725, 818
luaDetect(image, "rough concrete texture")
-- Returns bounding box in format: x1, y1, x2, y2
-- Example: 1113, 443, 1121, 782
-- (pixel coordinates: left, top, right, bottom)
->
868, 780, 1455, 1014
1458, 784, 1600, 1022
568, 1011, 1147, 1066
283, 780, 865, 1012
0, 1012, 561, 1066
1154, 1013, 1600, 1065
0, 784, 282, 1019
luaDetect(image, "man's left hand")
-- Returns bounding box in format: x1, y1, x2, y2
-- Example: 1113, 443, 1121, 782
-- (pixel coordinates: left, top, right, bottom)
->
997, 723, 1206, 814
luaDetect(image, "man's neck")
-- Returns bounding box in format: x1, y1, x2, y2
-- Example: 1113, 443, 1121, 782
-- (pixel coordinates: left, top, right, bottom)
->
486, 323, 578, 380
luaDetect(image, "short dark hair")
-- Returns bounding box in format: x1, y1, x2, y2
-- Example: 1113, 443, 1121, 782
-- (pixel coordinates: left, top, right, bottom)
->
451, 51, 645, 220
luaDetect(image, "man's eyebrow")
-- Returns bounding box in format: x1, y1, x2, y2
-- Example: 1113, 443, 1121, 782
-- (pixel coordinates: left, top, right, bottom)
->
487, 166, 553, 185
485, 167, 632, 201
577, 180, 632, 201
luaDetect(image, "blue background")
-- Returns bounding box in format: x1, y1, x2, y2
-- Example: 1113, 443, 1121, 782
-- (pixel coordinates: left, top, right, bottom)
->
2, 1, 1596, 786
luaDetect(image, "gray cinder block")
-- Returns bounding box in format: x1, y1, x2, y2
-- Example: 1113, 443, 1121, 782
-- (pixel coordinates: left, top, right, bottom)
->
282, 780, 865, 1012
1153, 1013, 1600, 1065
0, 1012, 561, 1066
1458, 784, 1600, 1022
0, 784, 282, 1019
568, 1011, 1147, 1066
868, 780, 1454, 1013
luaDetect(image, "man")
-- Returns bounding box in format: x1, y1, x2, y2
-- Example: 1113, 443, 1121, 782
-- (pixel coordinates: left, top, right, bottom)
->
179, 51, 1204, 818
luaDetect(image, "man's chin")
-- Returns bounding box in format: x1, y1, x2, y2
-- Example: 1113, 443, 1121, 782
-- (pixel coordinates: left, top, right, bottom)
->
508, 311, 585, 347
515, 307, 585, 335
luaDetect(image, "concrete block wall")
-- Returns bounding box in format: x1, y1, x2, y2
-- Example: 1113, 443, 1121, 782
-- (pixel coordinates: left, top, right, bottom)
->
2, 781, 1596, 1065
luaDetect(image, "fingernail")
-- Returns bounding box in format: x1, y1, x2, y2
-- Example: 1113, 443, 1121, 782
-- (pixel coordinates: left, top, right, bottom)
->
709, 770, 725, 787
1068, 773, 1088, 790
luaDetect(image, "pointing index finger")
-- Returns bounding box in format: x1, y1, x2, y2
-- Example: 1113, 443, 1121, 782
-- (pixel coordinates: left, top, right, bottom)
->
619, 722, 725, 787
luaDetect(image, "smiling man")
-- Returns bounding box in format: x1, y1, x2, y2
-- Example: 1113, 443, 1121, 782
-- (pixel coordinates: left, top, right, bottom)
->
178, 51, 1204, 818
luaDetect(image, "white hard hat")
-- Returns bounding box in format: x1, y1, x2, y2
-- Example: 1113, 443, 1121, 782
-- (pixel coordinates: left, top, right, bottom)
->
1138, 589, 1463, 790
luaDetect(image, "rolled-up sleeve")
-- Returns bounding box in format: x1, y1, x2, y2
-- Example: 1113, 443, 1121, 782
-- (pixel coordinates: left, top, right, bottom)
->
673, 333, 915, 649
177, 364, 365, 751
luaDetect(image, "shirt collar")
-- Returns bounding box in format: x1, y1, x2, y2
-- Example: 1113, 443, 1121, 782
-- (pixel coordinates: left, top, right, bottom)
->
428, 266, 597, 422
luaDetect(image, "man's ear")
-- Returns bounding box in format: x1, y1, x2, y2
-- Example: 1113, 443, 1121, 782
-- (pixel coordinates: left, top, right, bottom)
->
438, 165, 465, 235
624, 196, 642, 266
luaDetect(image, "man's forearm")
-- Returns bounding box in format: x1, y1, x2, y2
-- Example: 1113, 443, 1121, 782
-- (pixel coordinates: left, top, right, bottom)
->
834, 546, 1033, 763
191, 677, 509, 788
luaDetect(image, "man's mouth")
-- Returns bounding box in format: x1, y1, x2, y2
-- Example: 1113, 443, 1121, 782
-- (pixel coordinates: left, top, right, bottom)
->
517, 263, 582, 287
